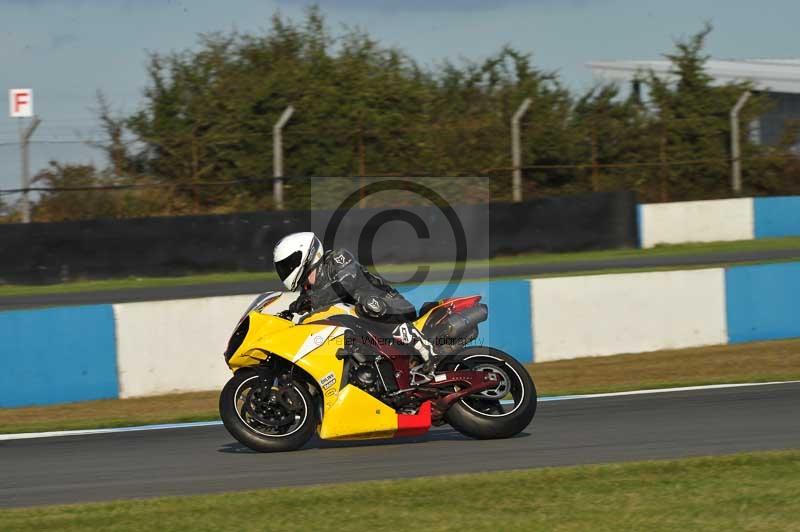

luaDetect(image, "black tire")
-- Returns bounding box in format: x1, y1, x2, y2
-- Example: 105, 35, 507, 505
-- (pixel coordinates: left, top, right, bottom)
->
219, 369, 317, 452
443, 347, 537, 440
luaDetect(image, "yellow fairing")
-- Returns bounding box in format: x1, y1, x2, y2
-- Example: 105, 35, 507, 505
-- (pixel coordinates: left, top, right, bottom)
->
413, 313, 431, 331
225, 312, 293, 370
318, 385, 398, 440
302, 304, 357, 322
413, 304, 439, 330
226, 307, 401, 440
230, 313, 346, 402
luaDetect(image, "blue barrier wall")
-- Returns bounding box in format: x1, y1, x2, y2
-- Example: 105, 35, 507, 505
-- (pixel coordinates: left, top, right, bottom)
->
399, 279, 534, 362
754, 196, 800, 238
0, 305, 119, 407
726, 262, 800, 343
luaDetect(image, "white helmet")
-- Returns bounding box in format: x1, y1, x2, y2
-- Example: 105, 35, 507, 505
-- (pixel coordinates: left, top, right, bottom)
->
273, 232, 323, 291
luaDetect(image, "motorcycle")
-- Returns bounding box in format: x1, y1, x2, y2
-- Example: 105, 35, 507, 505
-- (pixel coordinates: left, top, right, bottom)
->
219, 292, 537, 452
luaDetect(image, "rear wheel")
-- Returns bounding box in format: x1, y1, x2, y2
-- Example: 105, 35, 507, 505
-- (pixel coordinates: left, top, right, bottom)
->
219, 369, 317, 452
443, 347, 537, 439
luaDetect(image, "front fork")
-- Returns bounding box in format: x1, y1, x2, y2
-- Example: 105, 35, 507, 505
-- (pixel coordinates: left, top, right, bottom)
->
246, 360, 304, 426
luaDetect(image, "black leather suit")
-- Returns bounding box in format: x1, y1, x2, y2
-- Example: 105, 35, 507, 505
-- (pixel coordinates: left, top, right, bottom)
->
289, 249, 416, 323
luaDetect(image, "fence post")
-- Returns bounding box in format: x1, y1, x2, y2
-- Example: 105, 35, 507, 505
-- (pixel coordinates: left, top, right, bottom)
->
730, 91, 751, 194
590, 124, 599, 191
659, 121, 669, 202
511, 98, 532, 203
19, 116, 41, 224
273, 105, 294, 210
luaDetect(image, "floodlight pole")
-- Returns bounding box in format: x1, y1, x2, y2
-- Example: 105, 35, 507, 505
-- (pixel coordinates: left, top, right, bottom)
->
19, 116, 41, 224
511, 98, 532, 203
273, 105, 294, 210
730, 91, 751, 194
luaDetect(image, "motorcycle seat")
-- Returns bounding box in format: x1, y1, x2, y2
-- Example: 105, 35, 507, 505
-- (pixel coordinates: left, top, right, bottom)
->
416, 300, 439, 319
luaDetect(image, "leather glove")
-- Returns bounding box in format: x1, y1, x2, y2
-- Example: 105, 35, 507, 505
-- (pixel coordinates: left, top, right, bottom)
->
277, 309, 294, 320
288, 292, 313, 315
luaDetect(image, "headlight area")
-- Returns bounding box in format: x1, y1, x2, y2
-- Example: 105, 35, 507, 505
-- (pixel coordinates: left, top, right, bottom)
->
226, 348, 271, 370
224, 315, 250, 363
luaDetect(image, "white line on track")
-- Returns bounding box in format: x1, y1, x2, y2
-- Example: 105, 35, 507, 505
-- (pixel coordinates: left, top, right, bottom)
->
0, 421, 223, 441
2, 380, 798, 442
536, 380, 800, 402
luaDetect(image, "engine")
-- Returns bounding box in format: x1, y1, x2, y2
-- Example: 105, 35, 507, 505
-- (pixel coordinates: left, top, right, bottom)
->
342, 303, 488, 399
348, 349, 398, 398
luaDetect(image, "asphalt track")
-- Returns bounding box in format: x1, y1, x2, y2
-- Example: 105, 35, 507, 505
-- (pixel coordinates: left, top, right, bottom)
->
3, 247, 800, 311
1, 382, 798, 508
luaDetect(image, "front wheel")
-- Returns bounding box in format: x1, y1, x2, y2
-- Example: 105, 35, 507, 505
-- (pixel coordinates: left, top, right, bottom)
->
219, 369, 317, 452
443, 347, 537, 439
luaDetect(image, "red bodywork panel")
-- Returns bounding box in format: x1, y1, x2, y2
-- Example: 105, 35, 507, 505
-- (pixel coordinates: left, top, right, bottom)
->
430, 295, 482, 315
446, 295, 482, 313
396, 401, 432, 437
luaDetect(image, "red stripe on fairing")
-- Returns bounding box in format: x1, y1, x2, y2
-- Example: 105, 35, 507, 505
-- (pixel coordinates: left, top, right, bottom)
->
396, 401, 432, 437
447, 295, 482, 312
426, 295, 482, 317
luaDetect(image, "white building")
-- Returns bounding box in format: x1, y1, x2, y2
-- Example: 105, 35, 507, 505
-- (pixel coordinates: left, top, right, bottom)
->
587, 59, 800, 146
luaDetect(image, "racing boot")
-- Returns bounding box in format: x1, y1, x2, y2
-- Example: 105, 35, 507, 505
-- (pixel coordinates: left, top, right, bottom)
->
392, 322, 440, 378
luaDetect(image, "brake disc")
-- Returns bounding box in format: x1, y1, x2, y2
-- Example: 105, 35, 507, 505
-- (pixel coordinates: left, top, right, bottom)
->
470, 363, 510, 399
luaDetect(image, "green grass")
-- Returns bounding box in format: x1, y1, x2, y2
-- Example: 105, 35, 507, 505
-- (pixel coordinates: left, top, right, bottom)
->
2, 450, 799, 531
2, 236, 800, 298
532, 339, 800, 395
401, 235, 800, 269
374, 236, 800, 278
462, 256, 800, 284
540, 374, 800, 397
0, 271, 279, 298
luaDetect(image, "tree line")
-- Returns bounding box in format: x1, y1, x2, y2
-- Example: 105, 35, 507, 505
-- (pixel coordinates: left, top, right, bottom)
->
6, 9, 800, 222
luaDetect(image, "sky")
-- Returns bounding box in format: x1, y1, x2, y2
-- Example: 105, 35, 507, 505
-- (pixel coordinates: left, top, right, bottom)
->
1, 0, 798, 192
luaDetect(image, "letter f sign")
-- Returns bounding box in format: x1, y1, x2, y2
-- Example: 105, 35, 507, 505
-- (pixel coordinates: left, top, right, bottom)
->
9, 89, 33, 118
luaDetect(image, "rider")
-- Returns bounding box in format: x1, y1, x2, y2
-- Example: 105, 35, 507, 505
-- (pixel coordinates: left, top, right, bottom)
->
273, 232, 438, 373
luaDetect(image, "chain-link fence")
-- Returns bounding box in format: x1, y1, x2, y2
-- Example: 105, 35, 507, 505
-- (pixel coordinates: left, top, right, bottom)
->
1, 110, 799, 223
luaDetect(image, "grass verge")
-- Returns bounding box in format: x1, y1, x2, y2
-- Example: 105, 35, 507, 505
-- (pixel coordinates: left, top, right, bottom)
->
2, 338, 800, 435
0, 392, 220, 435
2, 450, 799, 531
2, 236, 800, 298
0, 271, 279, 298
530, 338, 800, 396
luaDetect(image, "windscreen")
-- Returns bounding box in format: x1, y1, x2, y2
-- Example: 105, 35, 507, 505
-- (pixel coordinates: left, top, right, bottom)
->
231, 291, 282, 337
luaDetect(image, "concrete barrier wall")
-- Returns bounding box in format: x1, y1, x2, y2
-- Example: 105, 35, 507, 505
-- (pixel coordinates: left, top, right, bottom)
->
112, 280, 531, 399
638, 198, 754, 248
0, 305, 118, 407
753, 196, 800, 238
530, 269, 728, 361
0, 280, 533, 407
726, 262, 800, 343
639, 195, 800, 247
6, 193, 800, 406
8, 260, 800, 407
114, 295, 256, 398
113, 292, 298, 398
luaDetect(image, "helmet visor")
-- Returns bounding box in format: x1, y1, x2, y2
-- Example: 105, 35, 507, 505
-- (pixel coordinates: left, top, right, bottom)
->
275, 251, 302, 283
